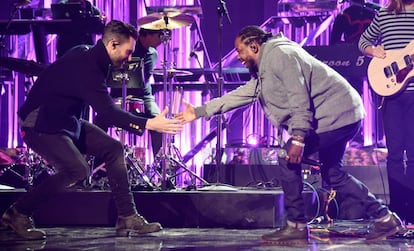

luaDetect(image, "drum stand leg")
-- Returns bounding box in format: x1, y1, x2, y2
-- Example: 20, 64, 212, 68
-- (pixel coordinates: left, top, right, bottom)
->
108, 63, 158, 190
151, 135, 209, 190
149, 28, 209, 190
124, 146, 158, 190
166, 145, 210, 190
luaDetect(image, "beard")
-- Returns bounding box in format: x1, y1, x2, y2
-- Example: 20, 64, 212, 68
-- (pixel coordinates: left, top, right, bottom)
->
248, 64, 259, 79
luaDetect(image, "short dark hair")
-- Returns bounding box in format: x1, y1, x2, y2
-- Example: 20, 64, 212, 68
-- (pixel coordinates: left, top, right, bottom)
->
237, 25, 273, 46
102, 20, 138, 45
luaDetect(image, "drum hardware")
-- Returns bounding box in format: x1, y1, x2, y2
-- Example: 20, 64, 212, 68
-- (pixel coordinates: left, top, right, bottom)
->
125, 147, 158, 191
108, 58, 158, 190
0, 147, 54, 189
152, 68, 193, 77
137, 11, 195, 30
0, 57, 47, 76
150, 86, 204, 189
0, 0, 32, 49
138, 11, 209, 189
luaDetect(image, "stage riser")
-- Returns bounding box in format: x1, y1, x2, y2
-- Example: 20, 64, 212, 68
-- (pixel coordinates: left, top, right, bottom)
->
0, 190, 318, 229
0, 163, 389, 228
204, 164, 389, 201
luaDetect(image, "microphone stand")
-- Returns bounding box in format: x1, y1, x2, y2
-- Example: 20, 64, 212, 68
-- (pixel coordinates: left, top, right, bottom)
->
200, 0, 236, 191
215, 1, 225, 184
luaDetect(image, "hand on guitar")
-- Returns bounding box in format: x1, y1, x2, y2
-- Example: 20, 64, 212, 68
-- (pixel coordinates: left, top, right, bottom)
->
367, 40, 414, 96
365, 45, 386, 59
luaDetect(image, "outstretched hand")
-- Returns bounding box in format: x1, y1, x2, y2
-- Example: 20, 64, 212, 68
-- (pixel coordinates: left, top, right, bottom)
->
175, 100, 196, 123
146, 107, 183, 134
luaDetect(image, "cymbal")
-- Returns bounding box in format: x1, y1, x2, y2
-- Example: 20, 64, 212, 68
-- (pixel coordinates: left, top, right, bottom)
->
146, 6, 203, 16
153, 68, 193, 76
0, 57, 47, 76
138, 12, 195, 30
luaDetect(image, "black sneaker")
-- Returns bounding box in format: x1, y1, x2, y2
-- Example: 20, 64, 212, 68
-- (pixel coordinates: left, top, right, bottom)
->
115, 213, 162, 237
262, 225, 309, 245
1, 206, 46, 240
366, 212, 405, 242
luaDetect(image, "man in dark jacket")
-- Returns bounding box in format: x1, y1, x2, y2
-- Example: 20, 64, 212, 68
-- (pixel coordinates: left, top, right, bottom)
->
1, 20, 182, 240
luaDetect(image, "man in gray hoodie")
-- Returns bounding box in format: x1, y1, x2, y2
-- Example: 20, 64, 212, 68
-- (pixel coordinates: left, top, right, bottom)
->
177, 25, 404, 245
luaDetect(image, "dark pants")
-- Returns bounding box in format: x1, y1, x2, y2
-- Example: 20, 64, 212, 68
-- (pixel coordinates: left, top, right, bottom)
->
279, 121, 388, 223
382, 92, 414, 223
14, 121, 137, 217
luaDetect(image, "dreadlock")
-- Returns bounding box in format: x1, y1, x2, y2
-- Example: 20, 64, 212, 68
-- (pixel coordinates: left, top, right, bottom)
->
237, 25, 273, 46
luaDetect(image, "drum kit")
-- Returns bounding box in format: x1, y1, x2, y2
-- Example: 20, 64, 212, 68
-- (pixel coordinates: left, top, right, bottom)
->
0, 8, 208, 191
104, 8, 209, 190
0, 147, 55, 189
137, 9, 209, 190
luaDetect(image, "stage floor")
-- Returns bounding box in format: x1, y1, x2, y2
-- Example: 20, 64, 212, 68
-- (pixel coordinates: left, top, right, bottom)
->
1, 224, 413, 251
0, 184, 413, 250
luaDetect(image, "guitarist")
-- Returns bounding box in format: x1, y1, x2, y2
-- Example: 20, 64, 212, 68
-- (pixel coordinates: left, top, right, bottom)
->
359, 0, 414, 225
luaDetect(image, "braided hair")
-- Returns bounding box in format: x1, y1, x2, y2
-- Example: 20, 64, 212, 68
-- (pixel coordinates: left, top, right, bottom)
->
237, 25, 273, 46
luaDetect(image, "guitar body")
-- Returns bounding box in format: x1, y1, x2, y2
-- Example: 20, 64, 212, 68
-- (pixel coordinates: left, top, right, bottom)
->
367, 40, 414, 96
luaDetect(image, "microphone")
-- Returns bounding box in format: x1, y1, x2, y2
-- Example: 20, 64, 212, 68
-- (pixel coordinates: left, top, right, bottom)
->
189, 40, 201, 59
219, 0, 232, 24
277, 149, 322, 166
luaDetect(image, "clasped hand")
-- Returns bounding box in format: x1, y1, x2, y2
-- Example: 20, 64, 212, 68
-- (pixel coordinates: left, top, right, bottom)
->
175, 100, 196, 123
146, 107, 183, 134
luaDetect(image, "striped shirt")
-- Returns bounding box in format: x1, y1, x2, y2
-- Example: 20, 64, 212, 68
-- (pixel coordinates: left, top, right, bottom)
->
359, 8, 414, 91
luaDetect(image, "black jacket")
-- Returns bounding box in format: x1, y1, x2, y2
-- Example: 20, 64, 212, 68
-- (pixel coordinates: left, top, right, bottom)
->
18, 39, 147, 140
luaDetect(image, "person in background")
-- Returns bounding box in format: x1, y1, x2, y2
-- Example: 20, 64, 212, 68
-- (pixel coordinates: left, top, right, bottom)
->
330, 0, 378, 147
330, 0, 376, 45
109, 28, 165, 158
177, 25, 404, 245
1, 20, 183, 240
359, 0, 414, 225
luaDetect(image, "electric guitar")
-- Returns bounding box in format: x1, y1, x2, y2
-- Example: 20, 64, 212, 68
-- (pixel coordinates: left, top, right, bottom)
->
367, 40, 414, 96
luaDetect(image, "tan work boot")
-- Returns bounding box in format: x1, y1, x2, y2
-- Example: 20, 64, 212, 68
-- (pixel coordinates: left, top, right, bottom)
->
1, 206, 46, 240
366, 212, 405, 242
262, 222, 309, 245
116, 213, 162, 237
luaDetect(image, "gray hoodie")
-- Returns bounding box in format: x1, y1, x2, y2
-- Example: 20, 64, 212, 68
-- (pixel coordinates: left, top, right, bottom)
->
195, 35, 364, 137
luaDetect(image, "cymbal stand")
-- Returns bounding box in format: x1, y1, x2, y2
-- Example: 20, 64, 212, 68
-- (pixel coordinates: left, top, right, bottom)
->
152, 28, 209, 190
111, 65, 156, 190
215, 1, 226, 174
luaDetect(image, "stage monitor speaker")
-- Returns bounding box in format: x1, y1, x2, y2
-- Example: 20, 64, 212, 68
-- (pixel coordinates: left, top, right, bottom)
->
203, 164, 280, 188
203, 164, 389, 199
343, 165, 389, 202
